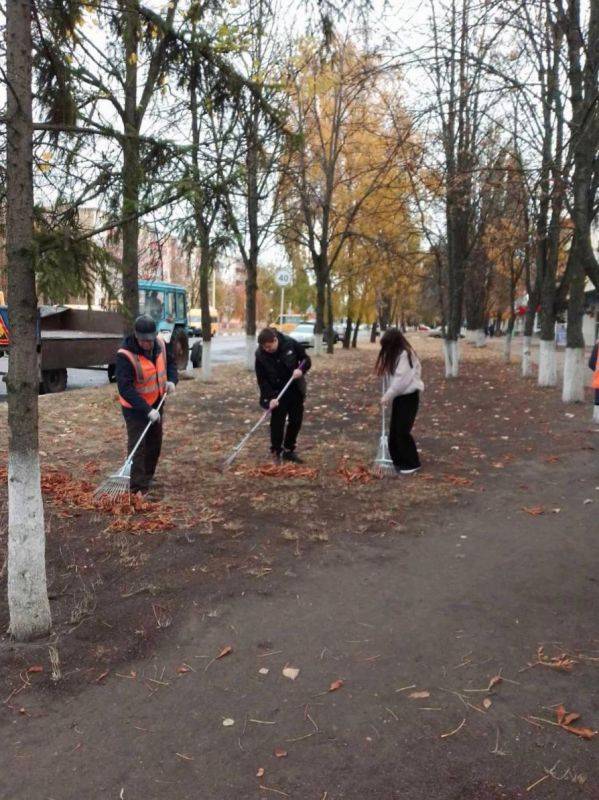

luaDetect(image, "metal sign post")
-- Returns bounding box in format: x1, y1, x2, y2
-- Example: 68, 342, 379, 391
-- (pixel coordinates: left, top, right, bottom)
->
275, 268, 292, 324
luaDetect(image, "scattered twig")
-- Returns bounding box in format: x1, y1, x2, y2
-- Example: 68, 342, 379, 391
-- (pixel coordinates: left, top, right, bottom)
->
285, 732, 316, 743
440, 718, 466, 739
146, 677, 170, 687
526, 774, 549, 792
490, 728, 509, 756
259, 786, 289, 797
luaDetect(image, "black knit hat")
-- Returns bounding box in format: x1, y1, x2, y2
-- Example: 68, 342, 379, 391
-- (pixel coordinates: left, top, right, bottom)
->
134, 314, 157, 341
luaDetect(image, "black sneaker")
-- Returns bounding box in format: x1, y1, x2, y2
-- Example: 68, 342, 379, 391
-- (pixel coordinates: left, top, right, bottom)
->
271, 451, 282, 465
282, 450, 304, 464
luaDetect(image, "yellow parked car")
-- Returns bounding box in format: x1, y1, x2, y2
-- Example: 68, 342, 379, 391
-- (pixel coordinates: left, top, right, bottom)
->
275, 313, 306, 333
188, 306, 219, 337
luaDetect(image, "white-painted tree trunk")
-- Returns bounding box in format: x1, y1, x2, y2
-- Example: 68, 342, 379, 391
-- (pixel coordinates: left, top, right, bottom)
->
503, 333, 512, 363
465, 329, 475, 345
475, 329, 487, 348
201, 340, 212, 381
245, 335, 255, 371
561, 347, 586, 403
593, 404, 599, 425
522, 336, 533, 377
8, 452, 51, 640
443, 339, 459, 378
538, 339, 557, 387
312, 336, 324, 356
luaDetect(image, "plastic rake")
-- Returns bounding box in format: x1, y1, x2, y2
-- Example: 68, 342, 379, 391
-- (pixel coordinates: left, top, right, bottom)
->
373, 381, 395, 477
221, 360, 305, 471
93, 394, 167, 501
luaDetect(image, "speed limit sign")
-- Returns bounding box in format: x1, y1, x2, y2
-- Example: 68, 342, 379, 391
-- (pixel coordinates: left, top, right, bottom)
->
275, 269, 292, 287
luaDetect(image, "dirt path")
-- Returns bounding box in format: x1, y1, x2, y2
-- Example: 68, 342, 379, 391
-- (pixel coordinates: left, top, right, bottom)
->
1, 338, 598, 799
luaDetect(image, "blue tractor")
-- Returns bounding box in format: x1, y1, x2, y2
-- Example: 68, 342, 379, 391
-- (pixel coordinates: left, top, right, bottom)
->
138, 280, 196, 370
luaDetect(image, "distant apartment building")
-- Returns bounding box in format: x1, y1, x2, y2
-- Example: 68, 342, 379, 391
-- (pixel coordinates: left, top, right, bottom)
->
69, 208, 192, 308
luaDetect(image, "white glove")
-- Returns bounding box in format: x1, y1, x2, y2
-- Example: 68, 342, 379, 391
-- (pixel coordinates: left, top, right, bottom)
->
166, 381, 176, 394
148, 409, 161, 424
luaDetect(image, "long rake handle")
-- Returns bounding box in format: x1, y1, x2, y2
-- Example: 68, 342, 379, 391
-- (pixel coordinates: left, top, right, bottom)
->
124, 393, 167, 469
381, 377, 388, 436
225, 359, 306, 466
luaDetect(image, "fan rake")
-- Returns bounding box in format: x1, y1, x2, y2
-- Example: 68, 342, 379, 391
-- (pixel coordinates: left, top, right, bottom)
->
94, 394, 166, 501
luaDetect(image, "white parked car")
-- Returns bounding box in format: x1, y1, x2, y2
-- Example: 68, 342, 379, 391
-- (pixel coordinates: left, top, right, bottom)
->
289, 322, 316, 347
289, 323, 339, 348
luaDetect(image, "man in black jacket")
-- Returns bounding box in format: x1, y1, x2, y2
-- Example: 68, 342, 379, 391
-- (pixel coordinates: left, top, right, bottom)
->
255, 327, 311, 464
116, 315, 178, 494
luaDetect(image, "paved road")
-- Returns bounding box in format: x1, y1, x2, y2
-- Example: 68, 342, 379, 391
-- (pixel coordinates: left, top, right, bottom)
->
0, 331, 371, 400
0, 334, 248, 400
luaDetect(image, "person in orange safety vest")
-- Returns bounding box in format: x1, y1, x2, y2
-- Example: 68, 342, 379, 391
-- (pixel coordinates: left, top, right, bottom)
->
116, 314, 178, 494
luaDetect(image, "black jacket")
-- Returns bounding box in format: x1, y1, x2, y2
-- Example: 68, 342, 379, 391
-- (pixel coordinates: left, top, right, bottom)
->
589, 343, 598, 371
116, 334, 178, 419
255, 332, 311, 409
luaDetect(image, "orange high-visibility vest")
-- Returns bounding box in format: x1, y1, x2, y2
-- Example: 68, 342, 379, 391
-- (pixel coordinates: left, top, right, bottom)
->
594, 355, 599, 389
118, 337, 167, 408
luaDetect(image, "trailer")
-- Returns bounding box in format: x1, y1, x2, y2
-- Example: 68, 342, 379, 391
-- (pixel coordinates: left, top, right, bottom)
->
0, 305, 124, 393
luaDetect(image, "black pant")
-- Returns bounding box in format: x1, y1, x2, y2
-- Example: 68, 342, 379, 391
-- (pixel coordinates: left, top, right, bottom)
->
388, 391, 420, 470
125, 413, 163, 492
270, 390, 304, 453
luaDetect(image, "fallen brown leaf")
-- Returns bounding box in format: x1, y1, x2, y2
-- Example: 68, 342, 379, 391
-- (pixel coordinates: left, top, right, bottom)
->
522, 506, 544, 516
408, 690, 430, 700
217, 645, 233, 660
555, 705, 597, 739
328, 679, 344, 692
274, 748, 287, 758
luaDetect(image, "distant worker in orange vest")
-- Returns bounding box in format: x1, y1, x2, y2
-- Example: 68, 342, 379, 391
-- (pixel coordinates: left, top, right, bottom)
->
589, 339, 599, 426
116, 314, 178, 495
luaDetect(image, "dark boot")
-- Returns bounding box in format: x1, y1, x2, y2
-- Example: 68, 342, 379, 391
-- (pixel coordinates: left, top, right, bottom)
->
282, 450, 303, 464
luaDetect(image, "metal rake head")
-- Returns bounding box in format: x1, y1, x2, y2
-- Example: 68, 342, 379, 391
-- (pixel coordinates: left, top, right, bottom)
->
220, 449, 239, 473
93, 473, 131, 501
373, 433, 396, 477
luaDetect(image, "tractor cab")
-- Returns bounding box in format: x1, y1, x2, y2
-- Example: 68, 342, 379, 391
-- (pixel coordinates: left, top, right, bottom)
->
138, 280, 190, 370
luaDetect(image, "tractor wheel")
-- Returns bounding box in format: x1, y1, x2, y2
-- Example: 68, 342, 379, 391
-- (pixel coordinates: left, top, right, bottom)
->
190, 340, 203, 368
40, 368, 68, 394
171, 328, 190, 371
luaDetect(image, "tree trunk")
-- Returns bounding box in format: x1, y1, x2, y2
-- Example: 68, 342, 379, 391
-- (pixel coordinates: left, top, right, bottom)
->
522, 307, 536, 378
503, 313, 516, 364
313, 259, 326, 356
370, 321, 378, 344
189, 63, 214, 382
199, 243, 213, 382
352, 318, 361, 348
343, 316, 352, 349
343, 285, 353, 349
121, 0, 140, 326
443, 339, 459, 378
6, 0, 52, 641
244, 110, 260, 370
562, 236, 586, 402
325, 278, 334, 355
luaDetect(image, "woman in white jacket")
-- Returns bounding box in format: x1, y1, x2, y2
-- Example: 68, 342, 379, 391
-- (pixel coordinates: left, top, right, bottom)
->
375, 328, 424, 474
